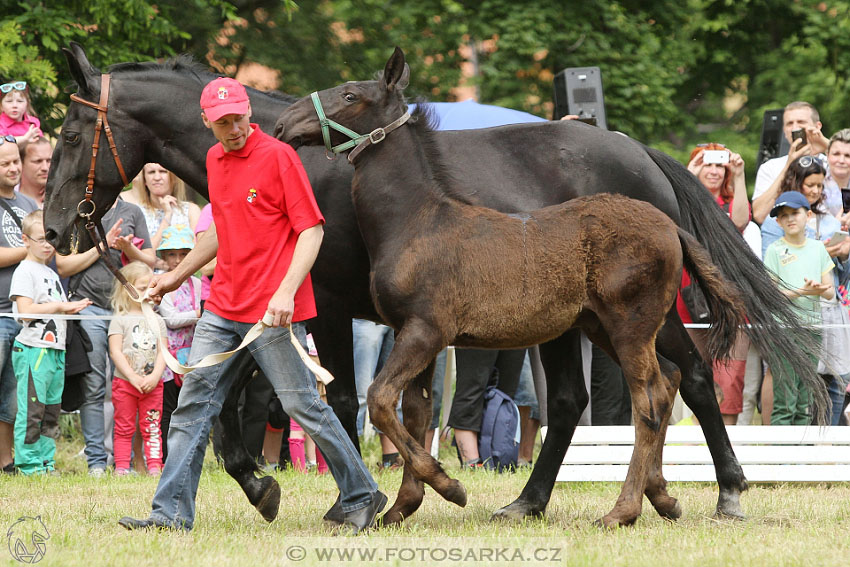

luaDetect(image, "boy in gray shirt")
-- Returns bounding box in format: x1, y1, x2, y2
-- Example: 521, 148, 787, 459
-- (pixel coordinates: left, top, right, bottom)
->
9, 211, 90, 474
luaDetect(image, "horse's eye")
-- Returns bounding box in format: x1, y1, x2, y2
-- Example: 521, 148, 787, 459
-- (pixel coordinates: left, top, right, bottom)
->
343, 93, 356, 103
64, 132, 79, 145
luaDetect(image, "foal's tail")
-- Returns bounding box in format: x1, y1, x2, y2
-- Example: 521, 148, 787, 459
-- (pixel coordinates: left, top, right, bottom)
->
677, 228, 746, 362
645, 145, 828, 423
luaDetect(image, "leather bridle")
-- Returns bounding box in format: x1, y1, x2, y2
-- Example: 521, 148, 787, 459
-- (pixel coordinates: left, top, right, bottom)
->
68, 74, 138, 299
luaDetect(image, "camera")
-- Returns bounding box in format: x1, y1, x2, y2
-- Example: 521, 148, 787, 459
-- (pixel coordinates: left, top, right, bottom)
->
791, 128, 808, 147
703, 150, 730, 165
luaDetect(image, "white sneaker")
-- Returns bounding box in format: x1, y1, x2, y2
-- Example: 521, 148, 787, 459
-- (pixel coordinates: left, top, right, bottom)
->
88, 467, 106, 478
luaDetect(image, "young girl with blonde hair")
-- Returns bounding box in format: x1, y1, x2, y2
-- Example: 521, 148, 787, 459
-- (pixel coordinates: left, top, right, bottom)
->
0, 81, 42, 144
108, 261, 167, 475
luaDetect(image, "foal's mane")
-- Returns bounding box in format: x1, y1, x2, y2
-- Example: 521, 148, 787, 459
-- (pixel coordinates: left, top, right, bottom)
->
106, 55, 297, 102
407, 100, 476, 206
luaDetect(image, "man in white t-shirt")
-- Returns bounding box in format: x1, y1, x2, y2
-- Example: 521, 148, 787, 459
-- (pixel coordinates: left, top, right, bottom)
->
752, 101, 829, 224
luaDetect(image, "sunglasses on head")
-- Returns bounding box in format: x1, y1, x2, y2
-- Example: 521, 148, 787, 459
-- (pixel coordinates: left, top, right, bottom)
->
796, 155, 824, 169
0, 135, 16, 146
0, 81, 26, 94
697, 143, 726, 148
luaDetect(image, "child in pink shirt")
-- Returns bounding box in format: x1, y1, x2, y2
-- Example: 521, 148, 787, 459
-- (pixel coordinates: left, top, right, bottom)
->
0, 81, 42, 144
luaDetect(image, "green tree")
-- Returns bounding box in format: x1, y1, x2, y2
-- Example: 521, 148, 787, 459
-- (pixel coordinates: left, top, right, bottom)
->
0, 0, 279, 132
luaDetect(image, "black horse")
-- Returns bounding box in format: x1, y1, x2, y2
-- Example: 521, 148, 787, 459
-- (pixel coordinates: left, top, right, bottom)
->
44, 43, 822, 524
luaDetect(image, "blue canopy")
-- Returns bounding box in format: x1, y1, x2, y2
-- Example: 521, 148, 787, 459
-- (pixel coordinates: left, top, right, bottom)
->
409, 99, 546, 131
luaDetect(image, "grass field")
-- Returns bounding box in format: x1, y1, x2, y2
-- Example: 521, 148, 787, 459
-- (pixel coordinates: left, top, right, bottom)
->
2, 420, 850, 566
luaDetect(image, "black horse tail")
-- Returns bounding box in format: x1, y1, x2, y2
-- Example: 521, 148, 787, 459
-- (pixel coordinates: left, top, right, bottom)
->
645, 145, 829, 423
677, 227, 746, 362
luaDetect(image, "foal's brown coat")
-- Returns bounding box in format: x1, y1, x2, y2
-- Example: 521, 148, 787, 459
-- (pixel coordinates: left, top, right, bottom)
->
276, 49, 745, 527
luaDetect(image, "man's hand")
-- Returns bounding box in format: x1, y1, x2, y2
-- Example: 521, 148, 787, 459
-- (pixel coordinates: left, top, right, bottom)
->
147, 271, 183, 304
808, 126, 828, 155
265, 288, 295, 327
788, 138, 812, 162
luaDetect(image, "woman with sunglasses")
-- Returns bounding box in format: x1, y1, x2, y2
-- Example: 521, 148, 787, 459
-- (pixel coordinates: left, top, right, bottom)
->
678, 143, 751, 425
760, 155, 850, 425
0, 81, 42, 145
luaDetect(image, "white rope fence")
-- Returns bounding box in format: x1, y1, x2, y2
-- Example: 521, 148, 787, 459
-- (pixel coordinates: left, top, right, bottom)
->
4, 312, 850, 328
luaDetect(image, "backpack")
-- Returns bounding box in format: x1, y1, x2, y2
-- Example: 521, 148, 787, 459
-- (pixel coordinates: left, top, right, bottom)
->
478, 385, 520, 472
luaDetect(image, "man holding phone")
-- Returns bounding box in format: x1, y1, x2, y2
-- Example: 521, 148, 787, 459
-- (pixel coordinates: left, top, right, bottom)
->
752, 101, 828, 224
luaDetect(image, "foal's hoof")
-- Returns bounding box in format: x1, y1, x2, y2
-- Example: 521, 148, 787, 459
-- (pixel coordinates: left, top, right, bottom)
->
491, 500, 545, 522
656, 500, 682, 521
442, 479, 467, 508
255, 476, 281, 522
594, 513, 638, 529
381, 507, 405, 526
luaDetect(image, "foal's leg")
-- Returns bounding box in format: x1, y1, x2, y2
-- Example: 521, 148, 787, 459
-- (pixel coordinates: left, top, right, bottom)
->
218, 352, 280, 522
644, 354, 682, 519
368, 319, 466, 507
492, 330, 589, 521
585, 328, 682, 521
382, 361, 436, 526
599, 338, 671, 528
656, 313, 748, 519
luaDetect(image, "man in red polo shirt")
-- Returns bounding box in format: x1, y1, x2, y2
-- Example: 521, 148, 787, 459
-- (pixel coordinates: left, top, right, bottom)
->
119, 77, 385, 534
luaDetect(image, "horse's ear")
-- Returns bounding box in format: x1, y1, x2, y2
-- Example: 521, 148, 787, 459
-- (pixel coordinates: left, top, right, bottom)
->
62, 42, 99, 95
382, 46, 409, 92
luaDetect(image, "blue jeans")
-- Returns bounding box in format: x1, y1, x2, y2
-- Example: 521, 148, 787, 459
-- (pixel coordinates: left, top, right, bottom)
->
0, 317, 21, 424
827, 374, 849, 426
78, 305, 113, 470
352, 319, 394, 435
513, 352, 540, 421
150, 312, 377, 530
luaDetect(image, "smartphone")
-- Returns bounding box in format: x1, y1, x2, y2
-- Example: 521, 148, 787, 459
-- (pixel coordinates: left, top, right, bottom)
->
842, 188, 850, 214
702, 149, 729, 165
830, 230, 849, 246
791, 128, 808, 147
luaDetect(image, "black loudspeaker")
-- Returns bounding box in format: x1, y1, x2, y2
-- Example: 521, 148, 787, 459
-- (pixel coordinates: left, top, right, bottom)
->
756, 109, 788, 171
553, 66, 607, 129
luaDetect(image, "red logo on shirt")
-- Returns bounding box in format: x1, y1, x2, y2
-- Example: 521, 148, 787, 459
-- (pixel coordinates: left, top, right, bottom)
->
247, 188, 257, 203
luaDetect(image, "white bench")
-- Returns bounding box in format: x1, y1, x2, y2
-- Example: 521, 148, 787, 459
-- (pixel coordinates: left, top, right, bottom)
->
557, 425, 850, 482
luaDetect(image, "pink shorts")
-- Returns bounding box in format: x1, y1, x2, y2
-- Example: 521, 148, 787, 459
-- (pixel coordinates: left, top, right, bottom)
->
713, 359, 745, 415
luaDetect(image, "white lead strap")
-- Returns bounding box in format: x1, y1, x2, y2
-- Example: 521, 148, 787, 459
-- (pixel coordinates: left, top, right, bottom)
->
135, 291, 334, 385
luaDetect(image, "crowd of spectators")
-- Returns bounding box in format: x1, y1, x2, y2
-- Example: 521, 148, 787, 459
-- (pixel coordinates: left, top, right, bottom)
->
676, 101, 850, 428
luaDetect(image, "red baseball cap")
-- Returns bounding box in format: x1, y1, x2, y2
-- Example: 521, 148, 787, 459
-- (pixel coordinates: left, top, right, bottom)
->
200, 77, 250, 121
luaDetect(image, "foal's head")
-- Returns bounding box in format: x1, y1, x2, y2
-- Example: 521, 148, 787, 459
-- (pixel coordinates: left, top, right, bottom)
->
275, 47, 410, 153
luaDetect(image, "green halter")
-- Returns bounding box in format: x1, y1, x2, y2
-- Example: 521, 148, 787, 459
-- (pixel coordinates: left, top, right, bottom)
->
310, 91, 411, 163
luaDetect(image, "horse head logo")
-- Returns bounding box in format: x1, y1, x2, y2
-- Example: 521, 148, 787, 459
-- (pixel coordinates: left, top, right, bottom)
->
6, 516, 50, 563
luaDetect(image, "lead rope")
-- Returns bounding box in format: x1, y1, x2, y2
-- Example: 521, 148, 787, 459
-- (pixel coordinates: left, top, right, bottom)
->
132, 291, 333, 385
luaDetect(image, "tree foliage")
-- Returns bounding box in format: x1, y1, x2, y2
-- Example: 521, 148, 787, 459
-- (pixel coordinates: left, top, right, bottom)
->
3, 0, 850, 157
